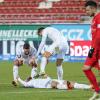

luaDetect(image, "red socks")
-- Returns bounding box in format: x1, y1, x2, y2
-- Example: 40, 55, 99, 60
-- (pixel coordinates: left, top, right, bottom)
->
83, 69, 100, 92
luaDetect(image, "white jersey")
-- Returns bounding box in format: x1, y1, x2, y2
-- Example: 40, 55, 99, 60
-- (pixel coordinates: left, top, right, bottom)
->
36, 27, 69, 57
23, 77, 52, 88
19, 77, 68, 89
16, 46, 37, 60
18, 77, 91, 90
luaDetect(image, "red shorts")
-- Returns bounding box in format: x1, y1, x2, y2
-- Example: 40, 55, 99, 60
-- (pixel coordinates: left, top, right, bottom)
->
84, 49, 100, 70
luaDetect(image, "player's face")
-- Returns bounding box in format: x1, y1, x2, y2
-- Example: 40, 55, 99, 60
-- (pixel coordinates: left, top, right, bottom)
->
38, 30, 43, 37
85, 6, 96, 17
24, 48, 30, 55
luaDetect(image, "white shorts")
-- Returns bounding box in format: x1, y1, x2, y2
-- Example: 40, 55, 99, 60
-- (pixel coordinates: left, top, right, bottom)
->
42, 42, 69, 59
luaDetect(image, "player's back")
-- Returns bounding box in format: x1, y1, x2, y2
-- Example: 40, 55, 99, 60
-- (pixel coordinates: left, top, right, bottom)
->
43, 27, 66, 43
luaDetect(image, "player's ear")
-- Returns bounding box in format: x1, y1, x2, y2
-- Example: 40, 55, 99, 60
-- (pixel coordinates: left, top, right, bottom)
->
37, 27, 45, 35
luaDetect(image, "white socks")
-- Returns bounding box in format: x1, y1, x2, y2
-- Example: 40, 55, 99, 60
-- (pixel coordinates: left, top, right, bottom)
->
40, 57, 47, 74
57, 65, 63, 80
74, 83, 91, 89
13, 65, 37, 81
13, 65, 18, 81
31, 67, 37, 78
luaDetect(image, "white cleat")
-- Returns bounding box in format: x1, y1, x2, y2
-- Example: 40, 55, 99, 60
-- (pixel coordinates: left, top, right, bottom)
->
89, 92, 100, 100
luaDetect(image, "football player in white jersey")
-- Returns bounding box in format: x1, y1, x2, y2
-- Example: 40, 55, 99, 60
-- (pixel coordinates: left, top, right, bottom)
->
36, 27, 69, 80
12, 43, 37, 86
17, 75, 92, 90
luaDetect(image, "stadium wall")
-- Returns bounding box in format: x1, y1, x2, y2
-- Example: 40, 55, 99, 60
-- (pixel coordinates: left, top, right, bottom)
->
0, 24, 91, 62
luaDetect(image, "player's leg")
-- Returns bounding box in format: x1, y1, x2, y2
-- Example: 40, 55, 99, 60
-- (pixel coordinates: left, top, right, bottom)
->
17, 77, 33, 87
56, 44, 68, 80
83, 49, 100, 99
83, 65, 100, 90
39, 49, 52, 75
70, 81, 92, 89
39, 56, 48, 75
53, 80, 92, 90
40, 43, 59, 75
83, 62, 100, 99
12, 59, 23, 86
56, 59, 63, 80
29, 58, 38, 78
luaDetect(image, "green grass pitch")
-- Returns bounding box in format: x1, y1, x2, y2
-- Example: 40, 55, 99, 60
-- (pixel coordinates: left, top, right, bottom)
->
0, 61, 100, 100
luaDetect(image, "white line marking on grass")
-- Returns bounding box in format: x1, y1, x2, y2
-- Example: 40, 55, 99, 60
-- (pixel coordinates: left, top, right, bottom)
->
0, 83, 11, 85
0, 90, 67, 94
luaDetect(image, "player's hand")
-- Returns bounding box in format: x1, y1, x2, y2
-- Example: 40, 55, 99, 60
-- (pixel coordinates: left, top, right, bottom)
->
17, 58, 24, 65
88, 48, 94, 58
29, 58, 37, 67
43, 51, 52, 58
29, 57, 35, 63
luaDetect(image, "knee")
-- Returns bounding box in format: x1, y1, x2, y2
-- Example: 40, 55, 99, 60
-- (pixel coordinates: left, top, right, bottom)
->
29, 60, 37, 68
42, 51, 52, 58
82, 65, 91, 71
30, 63, 37, 68
56, 59, 63, 66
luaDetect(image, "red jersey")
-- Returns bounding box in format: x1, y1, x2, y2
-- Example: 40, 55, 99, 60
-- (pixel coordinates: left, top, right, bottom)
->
91, 12, 100, 50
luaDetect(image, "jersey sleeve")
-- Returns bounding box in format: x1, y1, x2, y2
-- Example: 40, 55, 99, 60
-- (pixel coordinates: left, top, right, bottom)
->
31, 47, 37, 57
16, 49, 22, 59
35, 32, 47, 57
93, 16, 100, 50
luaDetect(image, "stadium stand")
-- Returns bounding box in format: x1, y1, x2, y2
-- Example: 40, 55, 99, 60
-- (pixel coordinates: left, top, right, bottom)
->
0, 0, 99, 24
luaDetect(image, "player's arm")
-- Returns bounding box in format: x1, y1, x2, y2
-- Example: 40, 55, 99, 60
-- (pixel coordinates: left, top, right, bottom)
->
15, 50, 23, 66
35, 34, 47, 58
29, 47, 38, 67
17, 77, 30, 87
98, 51, 100, 68
94, 17, 100, 47
94, 32, 100, 48
32, 47, 37, 57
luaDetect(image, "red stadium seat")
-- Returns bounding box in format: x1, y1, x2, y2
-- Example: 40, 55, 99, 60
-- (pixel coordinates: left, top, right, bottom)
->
0, 0, 99, 24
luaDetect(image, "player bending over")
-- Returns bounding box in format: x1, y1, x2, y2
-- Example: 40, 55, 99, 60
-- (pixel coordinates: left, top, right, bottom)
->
36, 27, 69, 80
17, 75, 92, 90
12, 42, 37, 86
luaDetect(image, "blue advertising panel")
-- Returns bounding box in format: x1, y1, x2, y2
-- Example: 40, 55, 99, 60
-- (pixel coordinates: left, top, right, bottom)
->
0, 24, 91, 62
51, 24, 91, 40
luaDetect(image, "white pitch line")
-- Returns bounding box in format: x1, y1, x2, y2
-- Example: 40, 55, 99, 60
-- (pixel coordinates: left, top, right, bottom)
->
0, 83, 11, 85
0, 90, 67, 94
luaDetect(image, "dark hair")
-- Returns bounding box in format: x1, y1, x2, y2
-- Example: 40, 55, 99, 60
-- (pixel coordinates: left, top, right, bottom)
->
23, 43, 30, 49
85, 0, 97, 8
37, 27, 45, 34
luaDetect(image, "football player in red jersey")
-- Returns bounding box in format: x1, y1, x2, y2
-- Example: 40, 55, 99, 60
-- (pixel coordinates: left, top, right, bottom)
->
83, 1, 100, 100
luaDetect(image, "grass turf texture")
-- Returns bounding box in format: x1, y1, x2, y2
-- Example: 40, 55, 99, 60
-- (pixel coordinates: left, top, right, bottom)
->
0, 61, 100, 100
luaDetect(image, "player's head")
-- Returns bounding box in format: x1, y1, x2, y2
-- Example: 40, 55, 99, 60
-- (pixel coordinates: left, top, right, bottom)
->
23, 43, 30, 55
85, 0, 97, 17
37, 27, 45, 36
